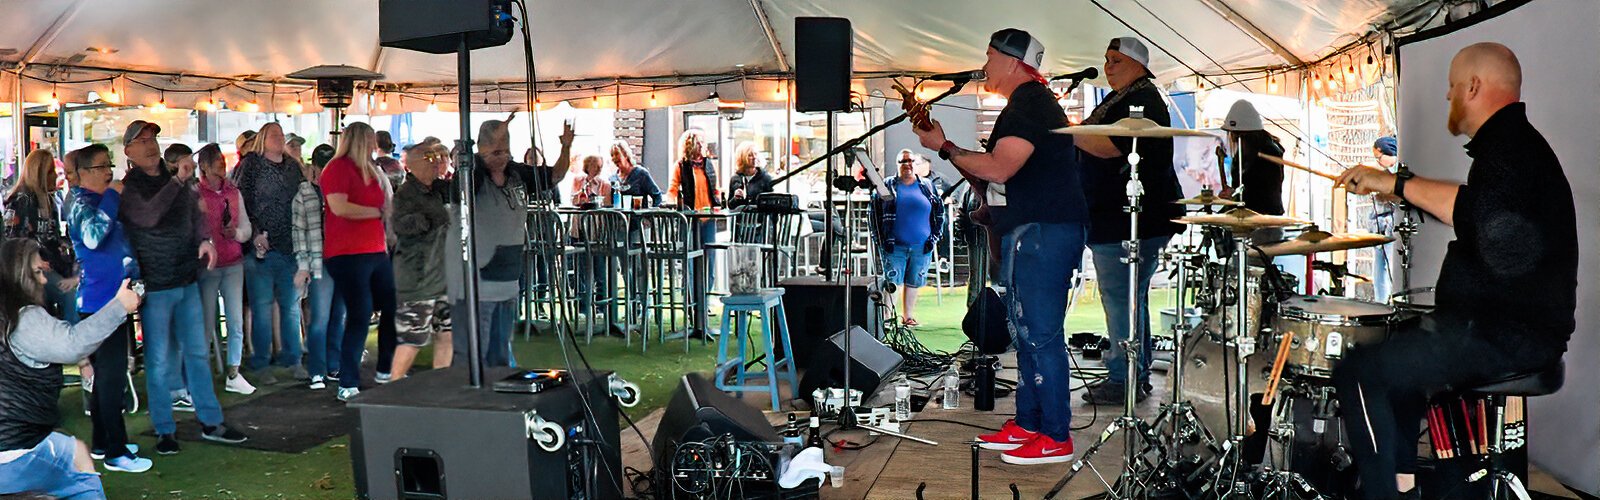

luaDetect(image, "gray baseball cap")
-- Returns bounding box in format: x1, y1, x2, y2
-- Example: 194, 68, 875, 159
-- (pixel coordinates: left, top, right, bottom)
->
122, 120, 161, 144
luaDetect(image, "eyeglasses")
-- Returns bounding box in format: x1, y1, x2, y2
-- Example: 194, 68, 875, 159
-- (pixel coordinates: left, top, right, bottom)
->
897, 159, 915, 165
81, 163, 114, 171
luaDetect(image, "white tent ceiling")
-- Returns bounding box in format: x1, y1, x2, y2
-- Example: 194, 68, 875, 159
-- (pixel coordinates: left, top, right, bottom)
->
0, 0, 1434, 112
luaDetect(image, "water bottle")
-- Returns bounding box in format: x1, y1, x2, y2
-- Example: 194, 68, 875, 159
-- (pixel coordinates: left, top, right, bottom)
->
894, 375, 912, 422
942, 363, 961, 410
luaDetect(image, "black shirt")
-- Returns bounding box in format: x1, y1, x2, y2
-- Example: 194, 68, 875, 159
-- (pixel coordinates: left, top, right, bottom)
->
1232, 134, 1285, 215
1079, 80, 1185, 244
985, 80, 1088, 235
1434, 103, 1576, 353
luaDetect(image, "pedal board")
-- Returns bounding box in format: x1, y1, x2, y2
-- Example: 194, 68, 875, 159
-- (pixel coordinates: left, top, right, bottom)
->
493, 369, 570, 394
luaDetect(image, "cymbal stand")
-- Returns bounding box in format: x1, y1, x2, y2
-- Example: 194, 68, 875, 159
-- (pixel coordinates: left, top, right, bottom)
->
1044, 132, 1164, 499
1203, 231, 1258, 499
1132, 247, 1224, 492
1393, 203, 1421, 294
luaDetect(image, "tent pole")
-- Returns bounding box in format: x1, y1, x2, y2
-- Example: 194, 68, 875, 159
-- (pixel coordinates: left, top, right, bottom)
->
13, 71, 23, 171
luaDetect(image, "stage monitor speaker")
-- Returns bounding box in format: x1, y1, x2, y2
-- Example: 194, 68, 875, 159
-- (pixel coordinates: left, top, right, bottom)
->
350, 367, 621, 500
794, 17, 852, 112
779, 275, 873, 366
799, 326, 903, 403
379, 0, 515, 54
651, 373, 783, 468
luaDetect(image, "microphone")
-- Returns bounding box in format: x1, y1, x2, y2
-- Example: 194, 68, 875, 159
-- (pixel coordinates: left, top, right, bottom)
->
1049, 67, 1099, 82
925, 70, 985, 82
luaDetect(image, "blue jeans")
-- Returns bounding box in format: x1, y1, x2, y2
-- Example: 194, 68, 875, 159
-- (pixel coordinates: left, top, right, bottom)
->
0, 432, 105, 499
698, 219, 718, 291
140, 284, 225, 435
327, 253, 398, 389
199, 264, 246, 367
452, 299, 516, 369
1088, 235, 1172, 388
1373, 244, 1392, 300
881, 244, 932, 288
244, 251, 303, 370
44, 270, 79, 325
999, 222, 1086, 442
305, 273, 346, 376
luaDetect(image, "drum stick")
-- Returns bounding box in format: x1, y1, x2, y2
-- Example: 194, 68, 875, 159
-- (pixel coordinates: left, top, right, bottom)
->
1428, 407, 1450, 458
1261, 332, 1295, 405
1460, 398, 1479, 455
1477, 399, 1489, 455
1258, 153, 1340, 181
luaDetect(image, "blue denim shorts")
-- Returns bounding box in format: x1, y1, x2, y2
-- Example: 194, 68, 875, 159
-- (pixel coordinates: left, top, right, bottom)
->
0, 432, 104, 499
882, 244, 931, 288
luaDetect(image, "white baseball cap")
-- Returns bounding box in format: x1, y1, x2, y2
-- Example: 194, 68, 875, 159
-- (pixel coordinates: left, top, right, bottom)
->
1108, 37, 1151, 69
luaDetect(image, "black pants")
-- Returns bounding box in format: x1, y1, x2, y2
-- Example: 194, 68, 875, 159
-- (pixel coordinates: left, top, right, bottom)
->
85, 312, 133, 458
327, 253, 398, 389
1331, 313, 1561, 499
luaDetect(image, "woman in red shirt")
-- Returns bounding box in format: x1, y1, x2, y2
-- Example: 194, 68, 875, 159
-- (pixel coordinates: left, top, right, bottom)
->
319, 122, 397, 401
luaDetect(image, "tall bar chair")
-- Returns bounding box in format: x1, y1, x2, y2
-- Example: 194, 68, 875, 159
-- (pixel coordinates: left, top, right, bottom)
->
525, 208, 582, 338
637, 210, 704, 353
573, 209, 641, 345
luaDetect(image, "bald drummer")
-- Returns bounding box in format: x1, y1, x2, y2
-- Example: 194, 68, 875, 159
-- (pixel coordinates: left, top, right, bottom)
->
1331, 43, 1577, 500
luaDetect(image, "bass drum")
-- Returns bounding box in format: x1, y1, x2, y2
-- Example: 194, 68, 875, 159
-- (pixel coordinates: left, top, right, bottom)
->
1177, 324, 1273, 448
1264, 381, 1359, 498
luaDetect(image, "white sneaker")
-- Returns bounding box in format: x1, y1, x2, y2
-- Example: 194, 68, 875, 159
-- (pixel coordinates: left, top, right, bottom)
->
90, 444, 140, 460
375, 372, 392, 384
337, 387, 361, 402
308, 375, 326, 390
225, 373, 257, 395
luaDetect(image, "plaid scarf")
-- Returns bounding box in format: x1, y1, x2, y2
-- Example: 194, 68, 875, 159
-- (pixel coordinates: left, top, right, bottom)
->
1084, 77, 1156, 125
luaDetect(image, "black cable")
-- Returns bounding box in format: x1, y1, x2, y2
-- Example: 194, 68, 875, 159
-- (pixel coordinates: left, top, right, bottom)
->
1066, 348, 1100, 432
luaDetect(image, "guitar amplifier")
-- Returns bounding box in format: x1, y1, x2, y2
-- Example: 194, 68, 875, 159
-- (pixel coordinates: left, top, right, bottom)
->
751, 193, 803, 214
349, 367, 622, 500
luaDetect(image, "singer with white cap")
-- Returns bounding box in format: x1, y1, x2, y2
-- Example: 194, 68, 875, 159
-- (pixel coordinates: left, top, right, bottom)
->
1076, 36, 1186, 406
914, 27, 1089, 466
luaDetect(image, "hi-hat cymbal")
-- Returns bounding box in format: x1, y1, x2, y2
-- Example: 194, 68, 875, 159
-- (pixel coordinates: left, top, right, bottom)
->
1254, 230, 1394, 256
1174, 193, 1245, 207
1052, 117, 1216, 138
1173, 208, 1308, 232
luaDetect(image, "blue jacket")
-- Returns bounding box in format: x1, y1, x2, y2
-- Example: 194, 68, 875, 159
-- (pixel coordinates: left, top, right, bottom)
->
66, 187, 137, 313
870, 176, 946, 253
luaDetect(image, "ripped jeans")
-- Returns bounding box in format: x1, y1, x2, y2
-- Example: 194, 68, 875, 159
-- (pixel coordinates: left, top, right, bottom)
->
999, 222, 1087, 442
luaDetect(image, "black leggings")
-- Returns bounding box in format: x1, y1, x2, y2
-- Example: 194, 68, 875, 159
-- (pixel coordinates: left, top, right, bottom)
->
85, 313, 133, 457
326, 253, 398, 389
1331, 313, 1560, 499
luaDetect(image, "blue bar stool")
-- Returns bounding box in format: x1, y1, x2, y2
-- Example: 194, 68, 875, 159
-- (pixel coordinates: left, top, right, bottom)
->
714, 289, 798, 411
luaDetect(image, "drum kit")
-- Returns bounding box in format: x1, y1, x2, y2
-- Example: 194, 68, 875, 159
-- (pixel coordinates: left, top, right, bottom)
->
1042, 117, 1417, 499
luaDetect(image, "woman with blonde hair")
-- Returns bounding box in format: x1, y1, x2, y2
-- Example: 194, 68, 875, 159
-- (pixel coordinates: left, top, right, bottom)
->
5, 149, 77, 321
235, 121, 309, 385
319, 121, 398, 401
726, 141, 773, 208
667, 129, 720, 300
569, 154, 612, 207
608, 140, 660, 206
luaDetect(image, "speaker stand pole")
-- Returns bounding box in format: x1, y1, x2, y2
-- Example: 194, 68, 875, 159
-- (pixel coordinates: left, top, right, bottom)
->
455, 34, 484, 388
822, 110, 837, 282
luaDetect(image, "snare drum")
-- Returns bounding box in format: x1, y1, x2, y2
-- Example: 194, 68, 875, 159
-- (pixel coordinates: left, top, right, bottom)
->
1391, 287, 1437, 316
1269, 296, 1396, 378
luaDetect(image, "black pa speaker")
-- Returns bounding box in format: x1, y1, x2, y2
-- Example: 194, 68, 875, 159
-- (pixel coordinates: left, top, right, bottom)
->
779, 276, 873, 366
794, 17, 853, 112
962, 287, 1012, 355
798, 326, 903, 403
379, 0, 515, 54
651, 373, 782, 468
349, 367, 621, 500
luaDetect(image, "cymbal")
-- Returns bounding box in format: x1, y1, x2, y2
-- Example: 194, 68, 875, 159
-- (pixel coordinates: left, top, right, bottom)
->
1172, 208, 1309, 232
1254, 230, 1394, 256
1173, 193, 1244, 207
1052, 117, 1216, 138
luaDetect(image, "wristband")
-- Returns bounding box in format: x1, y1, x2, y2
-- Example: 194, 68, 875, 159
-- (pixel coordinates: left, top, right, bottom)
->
937, 140, 957, 161
1393, 165, 1414, 200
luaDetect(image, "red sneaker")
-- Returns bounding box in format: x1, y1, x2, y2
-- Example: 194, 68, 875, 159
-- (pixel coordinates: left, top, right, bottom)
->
977, 419, 1038, 451
1001, 433, 1074, 465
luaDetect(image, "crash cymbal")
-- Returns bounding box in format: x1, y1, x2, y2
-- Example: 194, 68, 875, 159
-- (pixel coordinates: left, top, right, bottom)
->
1052, 117, 1216, 138
1254, 229, 1394, 256
1173, 208, 1309, 232
1174, 193, 1245, 207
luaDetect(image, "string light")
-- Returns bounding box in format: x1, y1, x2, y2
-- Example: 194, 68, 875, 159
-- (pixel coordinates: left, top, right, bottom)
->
591, 95, 600, 108
379, 92, 389, 111
1346, 56, 1358, 77
46, 84, 60, 111
426, 96, 439, 113
287, 95, 304, 115
151, 92, 167, 113
102, 79, 121, 104
1311, 71, 1323, 91
649, 91, 657, 107
1267, 72, 1279, 94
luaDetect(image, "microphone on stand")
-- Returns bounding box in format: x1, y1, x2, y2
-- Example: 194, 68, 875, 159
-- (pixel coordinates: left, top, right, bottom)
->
1050, 67, 1098, 94
925, 70, 986, 82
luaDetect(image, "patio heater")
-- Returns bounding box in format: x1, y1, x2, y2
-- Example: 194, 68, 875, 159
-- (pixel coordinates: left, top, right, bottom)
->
286, 65, 384, 149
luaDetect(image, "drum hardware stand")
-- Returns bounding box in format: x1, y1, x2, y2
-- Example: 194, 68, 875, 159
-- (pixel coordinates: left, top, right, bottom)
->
1195, 230, 1261, 499
1045, 128, 1166, 499
1393, 203, 1422, 295
1252, 383, 1330, 500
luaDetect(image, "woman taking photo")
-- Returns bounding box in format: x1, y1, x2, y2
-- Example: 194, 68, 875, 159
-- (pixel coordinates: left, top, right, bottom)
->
194, 144, 256, 395
569, 155, 612, 207
320, 122, 398, 402
0, 239, 143, 497
4, 149, 77, 321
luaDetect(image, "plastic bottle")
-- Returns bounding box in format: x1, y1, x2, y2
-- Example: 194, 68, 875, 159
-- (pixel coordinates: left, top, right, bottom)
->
942, 363, 961, 410
894, 375, 912, 421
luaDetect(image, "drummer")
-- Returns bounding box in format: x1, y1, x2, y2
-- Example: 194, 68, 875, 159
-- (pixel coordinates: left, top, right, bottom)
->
1333, 43, 1576, 500
1075, 36, 1186, 405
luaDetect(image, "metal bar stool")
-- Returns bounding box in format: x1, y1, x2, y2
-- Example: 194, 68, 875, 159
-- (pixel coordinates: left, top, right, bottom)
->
1450, 362, 1564, 499
637, 210, 704, 353
574, 210, 641, 345
526, 208, 583, 338
714, 289, 797, 411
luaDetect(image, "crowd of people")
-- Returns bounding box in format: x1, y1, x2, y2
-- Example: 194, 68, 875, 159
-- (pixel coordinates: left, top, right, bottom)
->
0, 111, 649, 497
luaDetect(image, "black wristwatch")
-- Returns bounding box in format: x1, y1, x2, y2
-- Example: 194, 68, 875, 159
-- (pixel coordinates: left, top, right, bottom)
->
1393, 165, 1414, 200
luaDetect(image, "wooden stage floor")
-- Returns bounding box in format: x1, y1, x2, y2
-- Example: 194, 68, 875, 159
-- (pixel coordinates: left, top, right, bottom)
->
618, 352, 1579, 499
